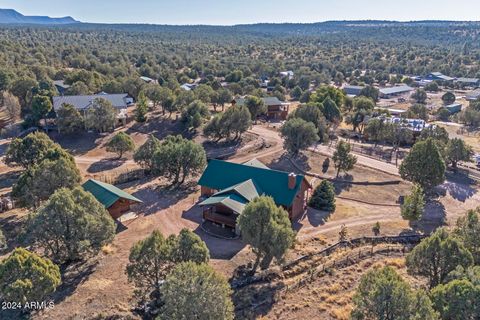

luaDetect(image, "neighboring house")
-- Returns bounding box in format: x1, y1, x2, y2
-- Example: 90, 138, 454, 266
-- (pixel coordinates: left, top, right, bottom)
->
382, 117, 429, 133
425, 72, 455, 82
180, 83, 197, 91
343, 85, 365, 97
280, 71, 294, 79
52, 93, 133, 112
82, 179, 142, 220
445, 103, 463, 114
455, 78, 480, 88
140, 76, 156, 84
466, 89, 480, 101
53, 93, 133, 129
379, 85, 413, 99
375, 107, 407, 117
198, 159, 311, 234
233, 96, 290, 120
53, 80, 70, 96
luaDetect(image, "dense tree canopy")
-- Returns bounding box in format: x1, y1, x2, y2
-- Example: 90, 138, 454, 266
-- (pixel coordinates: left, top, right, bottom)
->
0, 248, 61, 304
399, 138, 445, 190
126, 229, 209, 300
280, 118, 319, 155
134, 134, 161, 171
237, 196, 295, 272
160, 262, 234, 320
406, 228, 473, 288
28, 187, 115, 263
152, 135, 207, 185
352, 266, 437, 320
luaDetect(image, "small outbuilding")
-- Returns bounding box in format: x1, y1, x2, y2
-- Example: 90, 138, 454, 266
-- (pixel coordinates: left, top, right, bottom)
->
82, 179, 142, 219
445, 103, 463, 115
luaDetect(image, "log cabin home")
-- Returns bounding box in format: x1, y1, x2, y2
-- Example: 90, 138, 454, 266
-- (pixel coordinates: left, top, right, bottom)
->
82, 179, 142, 220
232, 96, 290, 121
198, 159, 311, 234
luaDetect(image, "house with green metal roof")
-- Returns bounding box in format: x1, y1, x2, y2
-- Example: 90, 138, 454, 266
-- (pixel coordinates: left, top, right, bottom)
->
198, 159, 311, 233
82, 179, 142, 220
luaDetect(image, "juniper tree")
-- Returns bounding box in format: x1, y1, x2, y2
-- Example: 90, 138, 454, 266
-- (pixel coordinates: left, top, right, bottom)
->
160, 262, 234, 320
28, 187, 115, 263
333, 141, 357, 177
401, 184, 425, 222
106, 132, 136, 159
0, 248, 61, 304
237, 196, 295, 272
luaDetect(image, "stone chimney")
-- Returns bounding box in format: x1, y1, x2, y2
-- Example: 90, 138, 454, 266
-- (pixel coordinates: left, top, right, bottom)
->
288, 173, 297, 190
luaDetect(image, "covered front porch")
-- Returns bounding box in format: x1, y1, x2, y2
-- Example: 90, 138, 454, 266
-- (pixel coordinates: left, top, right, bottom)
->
200, 193, 248, 236
203, 206, 238, 229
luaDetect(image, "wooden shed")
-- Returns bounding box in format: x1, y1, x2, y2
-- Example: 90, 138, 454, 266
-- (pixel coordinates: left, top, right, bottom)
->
82, 179, 142, 220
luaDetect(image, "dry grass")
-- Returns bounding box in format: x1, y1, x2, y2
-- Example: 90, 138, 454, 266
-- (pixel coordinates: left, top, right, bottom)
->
262, 252, 410, 320
330, 306, 353, 320
101, 244, 116, 255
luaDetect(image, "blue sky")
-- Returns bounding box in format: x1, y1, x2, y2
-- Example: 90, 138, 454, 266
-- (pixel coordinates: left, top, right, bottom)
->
1, 0, 479, 25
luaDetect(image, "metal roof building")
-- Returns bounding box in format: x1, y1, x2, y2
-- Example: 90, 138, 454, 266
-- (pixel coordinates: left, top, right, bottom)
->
234, 96, 287, 107
426, 72, 456, 82
456, 78, 480, 88
344, 85, 365, 97
466, 90, 480, 101
53, 93, 132, 111
82, 179, 142, 219
379, 86, 413, 98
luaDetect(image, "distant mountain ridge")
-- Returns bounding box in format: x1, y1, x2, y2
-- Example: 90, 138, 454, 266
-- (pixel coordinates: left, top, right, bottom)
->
0, 8, 80, 25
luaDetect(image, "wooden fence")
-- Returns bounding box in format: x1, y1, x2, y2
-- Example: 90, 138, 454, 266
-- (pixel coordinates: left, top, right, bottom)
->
231, 234, 426, 290
88, 168, 146, 185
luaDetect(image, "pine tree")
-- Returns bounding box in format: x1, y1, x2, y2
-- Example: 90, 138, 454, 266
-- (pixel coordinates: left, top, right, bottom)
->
308, 180, 336, 212
400, 138, 445, 190
333, 141, 357, 177
135, 91, 148, 122
401, 184, 425, 222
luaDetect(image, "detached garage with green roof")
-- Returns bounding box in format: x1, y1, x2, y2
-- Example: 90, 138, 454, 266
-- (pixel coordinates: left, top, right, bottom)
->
198, 159, 311, 233
82, 179, 142, 220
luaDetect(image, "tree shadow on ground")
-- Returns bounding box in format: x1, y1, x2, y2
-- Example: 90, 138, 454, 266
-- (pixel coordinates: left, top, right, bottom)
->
293, 207, 333, 230
440, 171, 477, 202
49, 259, 99, 305
133, 182, 195, 217
87, 158, 126, 173
203, 138, 245, 160
0, 141, 9, 157
233, 282, 284, 320
267, 152, 310, 174
411, 199, 447, 235
333, 174, 354, 195
126, 115, 185, 140
0, 170, 21, 190
181, 205, 246, 260
49, 131, 100, 156
0, 212, 28, 255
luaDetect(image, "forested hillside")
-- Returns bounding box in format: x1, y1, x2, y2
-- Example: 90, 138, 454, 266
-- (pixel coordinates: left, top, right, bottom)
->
0, 20, 479, 126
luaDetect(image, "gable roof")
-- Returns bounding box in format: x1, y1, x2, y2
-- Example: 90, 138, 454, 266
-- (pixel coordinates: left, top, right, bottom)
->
199, 194, 248, 214
82, 179, 142, 208
466, 90, 480, 101
53, 80, 71, 90
379, 86, 413, 95
235, 96, 286, 107
53, 93, 130, 111
198, 159, 306, 207
214, 179, 262, 202
242, 158, 270, 170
